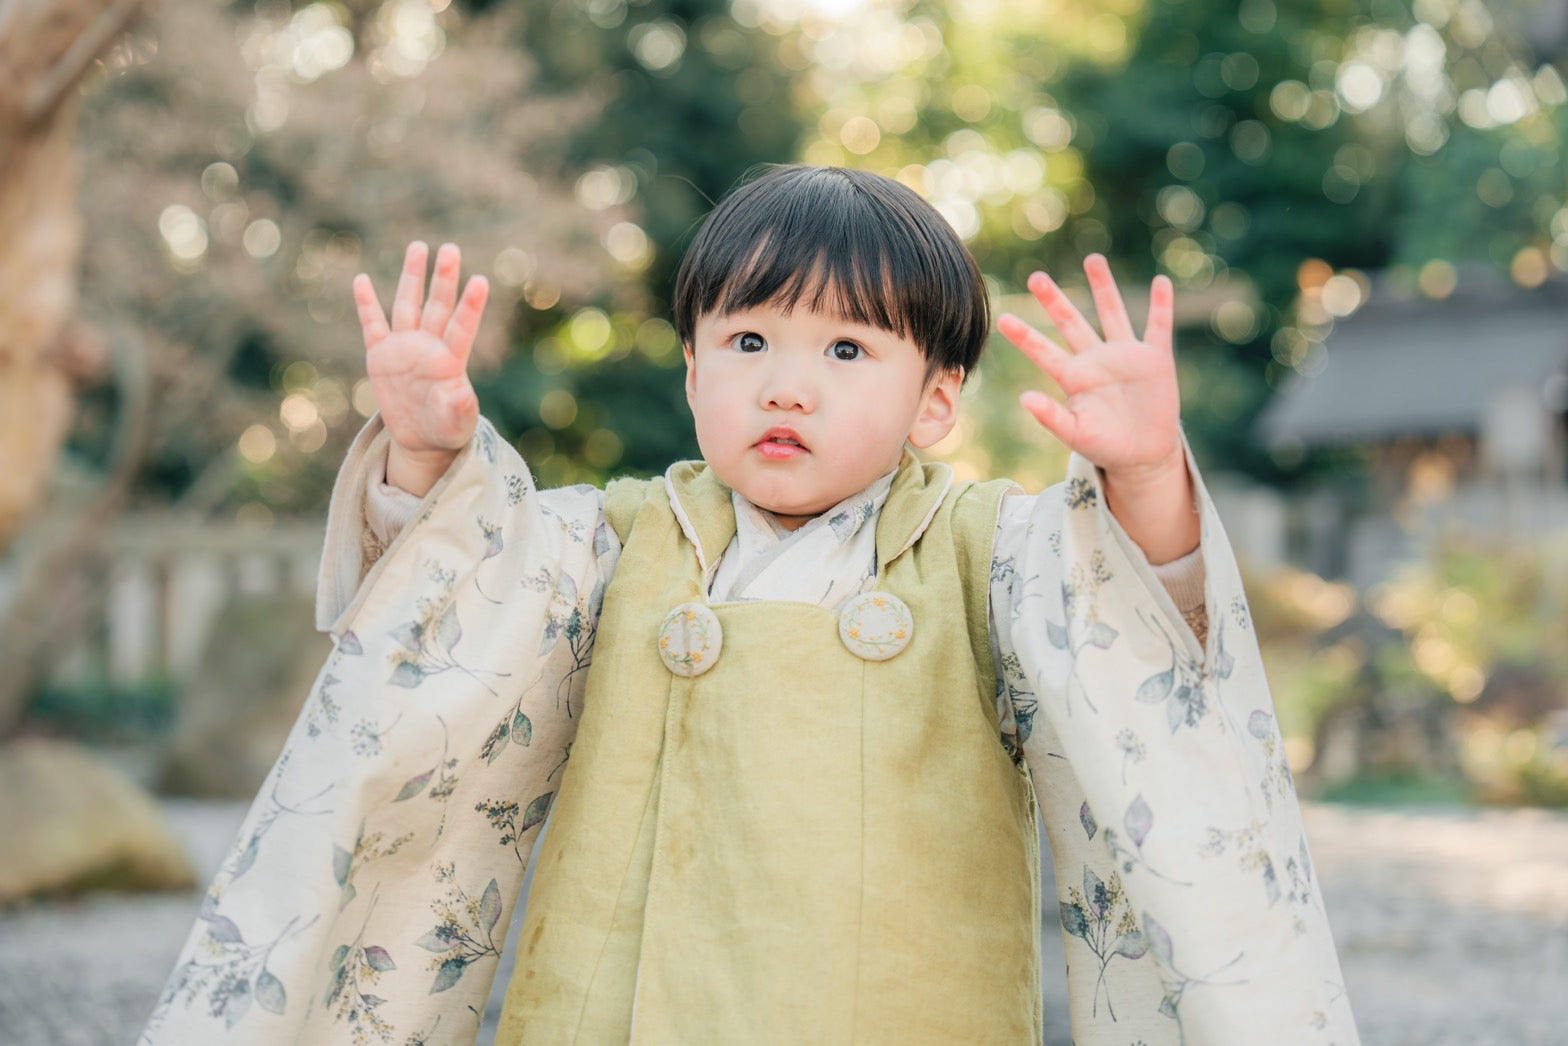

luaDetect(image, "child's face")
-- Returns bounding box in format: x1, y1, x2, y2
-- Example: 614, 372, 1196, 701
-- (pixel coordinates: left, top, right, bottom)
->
684, 300, 961, 530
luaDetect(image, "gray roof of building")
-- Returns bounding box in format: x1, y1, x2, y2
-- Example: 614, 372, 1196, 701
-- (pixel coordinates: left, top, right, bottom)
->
1257, 276, 1568, 447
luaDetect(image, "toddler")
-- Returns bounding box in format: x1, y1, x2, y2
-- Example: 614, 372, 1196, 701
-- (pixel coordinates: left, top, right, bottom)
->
144, 165, 1357, 1044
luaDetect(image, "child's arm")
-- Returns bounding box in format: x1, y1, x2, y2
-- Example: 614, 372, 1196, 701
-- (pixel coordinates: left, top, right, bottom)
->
989, 259, 1360, 1040
997, 255, 1196, 565
352, 241, 489, 496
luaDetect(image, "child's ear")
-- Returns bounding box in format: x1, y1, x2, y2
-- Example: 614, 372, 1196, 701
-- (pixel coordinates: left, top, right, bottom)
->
683, 345, 697, 406
907, 366, 964, 449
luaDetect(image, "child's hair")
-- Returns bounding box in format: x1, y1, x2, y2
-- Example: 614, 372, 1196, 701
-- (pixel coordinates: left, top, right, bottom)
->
672, 165, 989, 381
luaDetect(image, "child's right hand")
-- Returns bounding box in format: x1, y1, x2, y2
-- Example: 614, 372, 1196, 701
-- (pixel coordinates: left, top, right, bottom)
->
353, 241, 489, 496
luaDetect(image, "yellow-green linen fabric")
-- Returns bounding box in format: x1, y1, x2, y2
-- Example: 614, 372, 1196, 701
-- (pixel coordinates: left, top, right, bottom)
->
499, 458, 1038, 1043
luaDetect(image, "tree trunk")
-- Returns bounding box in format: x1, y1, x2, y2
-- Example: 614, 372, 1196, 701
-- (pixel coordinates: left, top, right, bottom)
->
0, 0, 143, 548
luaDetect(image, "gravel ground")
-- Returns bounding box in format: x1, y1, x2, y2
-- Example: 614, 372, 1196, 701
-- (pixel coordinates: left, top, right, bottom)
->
1, 801, 1564, 1045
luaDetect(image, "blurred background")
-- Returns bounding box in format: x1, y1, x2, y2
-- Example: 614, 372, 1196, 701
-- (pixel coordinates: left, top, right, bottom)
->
3, 0, 1568, 1042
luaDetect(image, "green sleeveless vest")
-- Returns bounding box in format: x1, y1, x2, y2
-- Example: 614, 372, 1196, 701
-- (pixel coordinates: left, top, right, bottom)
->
497, 456, 1040, 1044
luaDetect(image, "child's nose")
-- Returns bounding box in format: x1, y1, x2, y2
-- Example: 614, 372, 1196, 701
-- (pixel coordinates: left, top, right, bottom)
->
760, 358, 815, 411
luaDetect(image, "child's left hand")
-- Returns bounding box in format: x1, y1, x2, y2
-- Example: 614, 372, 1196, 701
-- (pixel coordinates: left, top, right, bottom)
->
998, 254, 1198, 562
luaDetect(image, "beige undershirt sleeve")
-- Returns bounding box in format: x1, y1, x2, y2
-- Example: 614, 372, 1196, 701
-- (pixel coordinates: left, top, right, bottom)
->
1149, 546, 1207, 647
363, 468, 423, 565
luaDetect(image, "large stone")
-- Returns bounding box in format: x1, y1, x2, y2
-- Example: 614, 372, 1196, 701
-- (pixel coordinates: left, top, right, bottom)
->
159, 593, 332, 798
0, 737, 194, 903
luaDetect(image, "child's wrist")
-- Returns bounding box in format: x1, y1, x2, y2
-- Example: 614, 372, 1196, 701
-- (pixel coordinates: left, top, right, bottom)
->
1102, 447, 1186, 499
386, 442, 458, 497
1101, 450, 1199, 563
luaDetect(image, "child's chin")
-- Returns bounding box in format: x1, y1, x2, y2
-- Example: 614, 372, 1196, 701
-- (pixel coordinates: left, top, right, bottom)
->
753, 497, 830, 526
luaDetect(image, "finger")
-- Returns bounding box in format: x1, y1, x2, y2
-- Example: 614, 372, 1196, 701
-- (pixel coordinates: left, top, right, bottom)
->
1026, 270, 1101, 352
1084, 254, 1136, 343
998, 312, 1072, 387
352, 274, 390, 350
1144, 273, 1175, 352
421, 242, 462, 336
390, 241, 429, 331
443, 275, 490, 366
1019, 390, 1079, 448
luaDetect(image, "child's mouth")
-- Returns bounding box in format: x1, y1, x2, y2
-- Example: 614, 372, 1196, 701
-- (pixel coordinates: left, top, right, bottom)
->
757, 431, 807, 459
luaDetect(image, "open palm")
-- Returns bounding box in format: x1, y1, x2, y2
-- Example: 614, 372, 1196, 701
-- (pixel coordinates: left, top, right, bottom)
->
998, 254, 1180, 482
354, 241, 489, 458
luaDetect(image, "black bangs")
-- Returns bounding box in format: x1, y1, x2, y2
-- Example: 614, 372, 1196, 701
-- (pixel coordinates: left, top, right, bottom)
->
672, 165, 989, 378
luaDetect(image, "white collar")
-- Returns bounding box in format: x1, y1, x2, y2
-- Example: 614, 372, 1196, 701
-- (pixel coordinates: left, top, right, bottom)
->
708, 469, 896, 609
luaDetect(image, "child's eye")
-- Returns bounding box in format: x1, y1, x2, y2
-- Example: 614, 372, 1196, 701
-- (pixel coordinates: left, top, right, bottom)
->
828, 339, 863, 361
733, 332, 766, 353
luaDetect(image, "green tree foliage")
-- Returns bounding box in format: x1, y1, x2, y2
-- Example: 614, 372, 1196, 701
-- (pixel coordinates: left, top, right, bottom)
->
468, 0, 804, 485
1059, 0, 1392, 479
765, 0, 1568, 486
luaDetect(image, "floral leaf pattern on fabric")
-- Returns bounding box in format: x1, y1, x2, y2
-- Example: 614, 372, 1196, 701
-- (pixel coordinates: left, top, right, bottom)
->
142, 420, 618, 1045
392, 716, 459, 812
1078, 801, 1098, 841
322, 926, 400, 1044
1103, 794, 1190, 886
525, 566, 601, 713
1133, 609, 1210, 734
826, 498, 874, 541
1246, 709, 1296, 811
332, 820, 414, 913
474, 517, 506, 604
476, 791, 554, 865
305, 674, 343, 738
388, 565, 511, 696
1115, 728, 1146, 785
144, 912, 318, 1037
1141, 912, 1246, 1042
991, 452, 1361, 1041
417, 866, 504, 995
228, 776, 332, 882
1036, 549, 1118, 714
1200, 822, 1325, 934
1059, 867, 1147, 1020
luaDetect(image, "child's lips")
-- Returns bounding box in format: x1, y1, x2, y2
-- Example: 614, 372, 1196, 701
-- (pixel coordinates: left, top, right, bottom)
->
756, 428, 807, 459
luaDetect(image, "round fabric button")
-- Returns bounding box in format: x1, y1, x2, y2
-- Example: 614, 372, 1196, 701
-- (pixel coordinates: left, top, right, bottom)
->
657, 602, 723, 677
838, 591, 914, 661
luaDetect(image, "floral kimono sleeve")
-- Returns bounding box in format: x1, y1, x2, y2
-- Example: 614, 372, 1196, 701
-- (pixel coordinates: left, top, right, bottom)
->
996, 450, 1360, 1045
141, 417, 618, 1046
